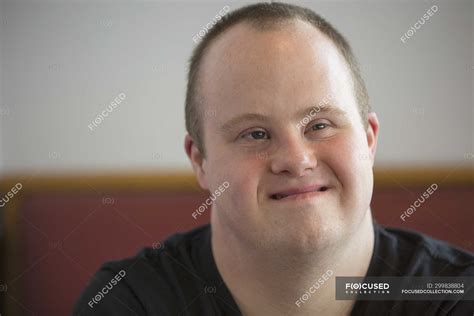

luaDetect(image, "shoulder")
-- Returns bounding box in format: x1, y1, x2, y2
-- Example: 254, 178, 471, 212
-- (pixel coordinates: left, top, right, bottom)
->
372, 223, 474, 276
73, 224, 212, 316
351, 224, 474, 316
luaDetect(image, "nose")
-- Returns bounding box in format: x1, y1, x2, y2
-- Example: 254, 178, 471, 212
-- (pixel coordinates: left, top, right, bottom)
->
270, 133, 317, 177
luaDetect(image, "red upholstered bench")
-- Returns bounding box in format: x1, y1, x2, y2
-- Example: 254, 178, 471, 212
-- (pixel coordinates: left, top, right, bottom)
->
1, 169, 472, 316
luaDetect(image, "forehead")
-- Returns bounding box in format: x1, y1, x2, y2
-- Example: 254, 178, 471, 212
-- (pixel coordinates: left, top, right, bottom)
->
198, 19, 357, 123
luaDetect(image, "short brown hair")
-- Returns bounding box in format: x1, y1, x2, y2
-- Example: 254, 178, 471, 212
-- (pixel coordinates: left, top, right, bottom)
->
185, 2, 370, 157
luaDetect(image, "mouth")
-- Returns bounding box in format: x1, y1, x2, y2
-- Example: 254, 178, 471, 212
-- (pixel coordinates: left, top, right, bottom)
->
270, 186, 329, 201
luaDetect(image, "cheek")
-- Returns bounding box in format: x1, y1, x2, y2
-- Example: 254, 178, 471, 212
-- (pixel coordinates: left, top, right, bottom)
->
211, 161, 264, 229
323, 134, 373, 200
208, 155, 263, 206
231, 160, 262, 200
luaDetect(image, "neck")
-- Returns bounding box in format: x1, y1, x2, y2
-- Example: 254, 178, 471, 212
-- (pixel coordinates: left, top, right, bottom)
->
211, 211, 374, 316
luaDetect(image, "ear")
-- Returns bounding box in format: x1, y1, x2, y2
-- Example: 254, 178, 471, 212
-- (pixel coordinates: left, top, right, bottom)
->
184, 134, 209, 190
366, 112, 380, 167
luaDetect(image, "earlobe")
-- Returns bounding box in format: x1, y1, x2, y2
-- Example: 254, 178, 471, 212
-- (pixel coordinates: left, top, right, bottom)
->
184, 134, 209, 190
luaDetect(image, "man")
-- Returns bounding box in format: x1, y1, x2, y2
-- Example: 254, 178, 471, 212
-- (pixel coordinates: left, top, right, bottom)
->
74, 2, 473, 315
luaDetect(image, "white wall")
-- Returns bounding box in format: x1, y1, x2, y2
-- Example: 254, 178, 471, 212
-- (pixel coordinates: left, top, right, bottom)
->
0, 0, 472, 175
0, 0, 4, 174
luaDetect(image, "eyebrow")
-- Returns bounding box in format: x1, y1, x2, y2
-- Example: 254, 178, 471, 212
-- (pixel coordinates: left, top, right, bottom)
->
295, 104, 347, 119
219, 113, 269, 133
218, 104, 347, 133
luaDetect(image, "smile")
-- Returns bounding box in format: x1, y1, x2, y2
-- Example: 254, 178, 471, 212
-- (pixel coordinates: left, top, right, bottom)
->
270, 186, 329, 201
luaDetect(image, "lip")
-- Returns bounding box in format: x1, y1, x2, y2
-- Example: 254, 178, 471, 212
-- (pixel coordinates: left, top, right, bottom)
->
269, 184, 329, 201
271, 189, 328, 202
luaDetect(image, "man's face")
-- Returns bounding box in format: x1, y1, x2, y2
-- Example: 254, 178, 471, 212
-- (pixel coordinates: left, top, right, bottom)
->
187, 20, 379, 254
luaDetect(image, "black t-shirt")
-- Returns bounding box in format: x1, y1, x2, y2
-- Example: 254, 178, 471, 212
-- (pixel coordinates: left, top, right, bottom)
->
73, 222, 474, 315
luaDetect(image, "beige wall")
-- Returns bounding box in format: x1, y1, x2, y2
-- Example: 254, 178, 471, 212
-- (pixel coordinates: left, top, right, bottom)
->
0, 0, 472, 175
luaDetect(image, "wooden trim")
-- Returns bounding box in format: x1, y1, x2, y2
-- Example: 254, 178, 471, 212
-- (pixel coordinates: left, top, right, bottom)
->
0, 167, 473, 192
0, 171, 203, 193
373, 167, 474, 187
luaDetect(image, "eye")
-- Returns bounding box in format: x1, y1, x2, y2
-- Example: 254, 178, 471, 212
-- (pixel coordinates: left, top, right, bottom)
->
305, 121, 336, 140
309, 123, 329, 131
241, 130, 269, 140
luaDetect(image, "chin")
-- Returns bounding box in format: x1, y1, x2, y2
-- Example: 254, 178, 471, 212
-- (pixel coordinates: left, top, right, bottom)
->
293, 224, 343, 253
259, 215, 347, 255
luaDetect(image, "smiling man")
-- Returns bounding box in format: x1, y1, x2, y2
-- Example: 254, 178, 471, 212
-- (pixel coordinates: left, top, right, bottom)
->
74, 2, 473, 316
184, 5, 378, 316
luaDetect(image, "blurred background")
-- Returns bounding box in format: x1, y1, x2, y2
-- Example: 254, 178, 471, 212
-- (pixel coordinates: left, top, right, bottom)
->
0, 0, 472, 315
